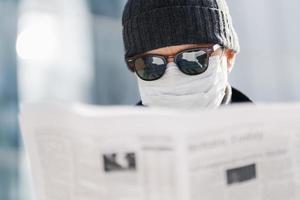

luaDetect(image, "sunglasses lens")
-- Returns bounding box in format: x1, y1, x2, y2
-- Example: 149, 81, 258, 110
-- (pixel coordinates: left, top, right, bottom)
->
134, 56, 167, 81
176, 50, 209, 75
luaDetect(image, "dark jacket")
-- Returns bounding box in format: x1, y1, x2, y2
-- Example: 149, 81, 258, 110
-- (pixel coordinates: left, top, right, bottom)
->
230, 87, 252, 104
136, 87, 252, 106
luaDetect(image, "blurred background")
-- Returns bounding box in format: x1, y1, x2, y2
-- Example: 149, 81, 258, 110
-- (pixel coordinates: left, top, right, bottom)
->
0, 0, 299, 199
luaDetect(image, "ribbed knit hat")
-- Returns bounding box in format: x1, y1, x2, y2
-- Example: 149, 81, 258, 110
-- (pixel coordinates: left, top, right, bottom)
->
122, 0, 239, 59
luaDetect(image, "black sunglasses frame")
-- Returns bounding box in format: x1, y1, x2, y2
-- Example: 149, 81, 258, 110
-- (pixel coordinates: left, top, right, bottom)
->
126, 44, 223, 81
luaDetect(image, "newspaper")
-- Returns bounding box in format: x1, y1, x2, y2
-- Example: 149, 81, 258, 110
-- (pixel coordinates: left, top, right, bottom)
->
19, 103, 300, 200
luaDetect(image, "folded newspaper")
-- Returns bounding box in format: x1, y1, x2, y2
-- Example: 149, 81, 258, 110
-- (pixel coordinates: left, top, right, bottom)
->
20, 103, 300, 200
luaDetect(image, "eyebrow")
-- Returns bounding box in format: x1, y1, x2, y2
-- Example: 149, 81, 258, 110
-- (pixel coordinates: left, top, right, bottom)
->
145, 44, 213, 56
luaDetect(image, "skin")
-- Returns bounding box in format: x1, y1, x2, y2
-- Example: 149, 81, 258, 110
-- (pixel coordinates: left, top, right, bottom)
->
146, 44, 237, 73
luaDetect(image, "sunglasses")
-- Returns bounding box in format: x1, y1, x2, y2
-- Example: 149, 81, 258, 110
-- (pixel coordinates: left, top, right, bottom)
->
126, 44, 223, 81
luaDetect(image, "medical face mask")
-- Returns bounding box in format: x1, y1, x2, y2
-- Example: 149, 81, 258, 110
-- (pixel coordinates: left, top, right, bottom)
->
136, 55, 229, 109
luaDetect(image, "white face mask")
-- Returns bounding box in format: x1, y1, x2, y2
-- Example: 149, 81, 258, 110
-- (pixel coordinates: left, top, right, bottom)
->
136, 55, 229, 109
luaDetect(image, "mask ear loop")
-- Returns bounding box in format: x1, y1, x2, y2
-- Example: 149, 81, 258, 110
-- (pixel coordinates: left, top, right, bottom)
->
218, 47, 230, 103
218, 47, 228, 74
219, 47, 226, 62
216, 47, 226, 74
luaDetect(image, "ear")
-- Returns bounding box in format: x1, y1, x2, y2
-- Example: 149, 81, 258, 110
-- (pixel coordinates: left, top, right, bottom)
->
225, 49, 236, 73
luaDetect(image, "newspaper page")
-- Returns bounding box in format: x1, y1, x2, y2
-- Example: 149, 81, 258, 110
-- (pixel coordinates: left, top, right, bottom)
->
19, 103, 300, 200
185, 106, 300, 200
20, 104, 186, 200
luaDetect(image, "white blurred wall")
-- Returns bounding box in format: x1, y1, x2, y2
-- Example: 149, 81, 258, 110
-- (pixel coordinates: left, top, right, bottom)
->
17, 0, 94, 104
228, 1, 300, 102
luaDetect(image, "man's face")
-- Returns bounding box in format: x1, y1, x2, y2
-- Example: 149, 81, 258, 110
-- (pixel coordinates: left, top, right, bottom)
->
145, 44, 236, 72
135, 43, 237, 108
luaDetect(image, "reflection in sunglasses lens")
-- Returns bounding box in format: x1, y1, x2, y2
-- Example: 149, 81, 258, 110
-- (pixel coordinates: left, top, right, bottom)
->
135, 56, 166, 81
177, 50, 209, 75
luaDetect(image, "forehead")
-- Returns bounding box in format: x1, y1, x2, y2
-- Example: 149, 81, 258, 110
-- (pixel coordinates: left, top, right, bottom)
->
146, 44, 212, 56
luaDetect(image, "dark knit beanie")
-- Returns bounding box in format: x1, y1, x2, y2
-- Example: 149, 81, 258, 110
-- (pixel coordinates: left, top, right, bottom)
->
122, 0, 239, 59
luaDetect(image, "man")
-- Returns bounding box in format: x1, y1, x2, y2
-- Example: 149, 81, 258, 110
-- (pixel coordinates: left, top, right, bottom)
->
122, 0, 252, 109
